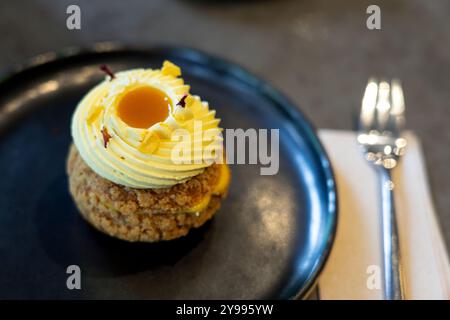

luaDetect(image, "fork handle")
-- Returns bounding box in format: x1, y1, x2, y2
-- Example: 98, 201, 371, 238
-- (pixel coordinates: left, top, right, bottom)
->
379, 168, 404, 300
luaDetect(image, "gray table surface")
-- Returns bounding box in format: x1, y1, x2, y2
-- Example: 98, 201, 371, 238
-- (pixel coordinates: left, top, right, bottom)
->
2, 0, 449, 252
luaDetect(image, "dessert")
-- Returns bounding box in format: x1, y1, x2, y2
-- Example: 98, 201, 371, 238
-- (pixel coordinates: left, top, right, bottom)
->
67, 61, 230, 242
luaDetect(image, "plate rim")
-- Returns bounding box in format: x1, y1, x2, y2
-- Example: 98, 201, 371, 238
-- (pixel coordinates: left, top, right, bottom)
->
0, 42, 338, 300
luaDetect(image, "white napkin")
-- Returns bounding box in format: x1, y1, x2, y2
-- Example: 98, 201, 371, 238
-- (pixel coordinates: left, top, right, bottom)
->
317, 129, 450, 300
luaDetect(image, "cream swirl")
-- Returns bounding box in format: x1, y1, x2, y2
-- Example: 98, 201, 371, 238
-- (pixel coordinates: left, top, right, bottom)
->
71, 61, 223, 189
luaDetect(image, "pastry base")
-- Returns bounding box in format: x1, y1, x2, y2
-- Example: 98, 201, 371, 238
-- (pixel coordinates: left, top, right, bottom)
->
66, 144, 229, 242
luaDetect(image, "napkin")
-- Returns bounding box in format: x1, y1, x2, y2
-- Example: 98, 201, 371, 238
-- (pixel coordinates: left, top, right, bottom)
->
317, 129, 450, 300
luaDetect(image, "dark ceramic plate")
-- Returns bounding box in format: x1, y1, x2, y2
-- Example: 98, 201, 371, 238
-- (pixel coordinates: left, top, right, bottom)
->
0, 45, 337, 299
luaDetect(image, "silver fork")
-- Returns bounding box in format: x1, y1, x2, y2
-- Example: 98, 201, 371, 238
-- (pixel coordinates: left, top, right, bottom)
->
357, 79, 407, 300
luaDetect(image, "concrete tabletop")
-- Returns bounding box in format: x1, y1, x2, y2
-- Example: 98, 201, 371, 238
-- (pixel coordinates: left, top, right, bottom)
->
2, 0, 449, 251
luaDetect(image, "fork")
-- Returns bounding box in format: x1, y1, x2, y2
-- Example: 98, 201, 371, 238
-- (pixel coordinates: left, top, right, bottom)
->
357, 79, 407, 300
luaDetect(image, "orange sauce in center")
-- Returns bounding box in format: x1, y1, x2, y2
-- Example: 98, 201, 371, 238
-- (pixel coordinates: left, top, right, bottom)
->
117, 86, 171, 129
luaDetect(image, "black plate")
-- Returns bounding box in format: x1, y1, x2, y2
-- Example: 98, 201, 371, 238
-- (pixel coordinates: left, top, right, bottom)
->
0, 44, 337, 299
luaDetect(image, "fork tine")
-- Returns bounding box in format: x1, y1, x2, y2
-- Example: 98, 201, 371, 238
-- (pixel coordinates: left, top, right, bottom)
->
376, 81, 391, 132
389, 80, 405, 134
360, 78, 378, 133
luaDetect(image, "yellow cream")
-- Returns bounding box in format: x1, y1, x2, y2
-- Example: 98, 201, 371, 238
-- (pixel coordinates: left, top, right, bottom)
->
187, 194, 212, 213
212, 164, 231, 195
71, 61, 223, 189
